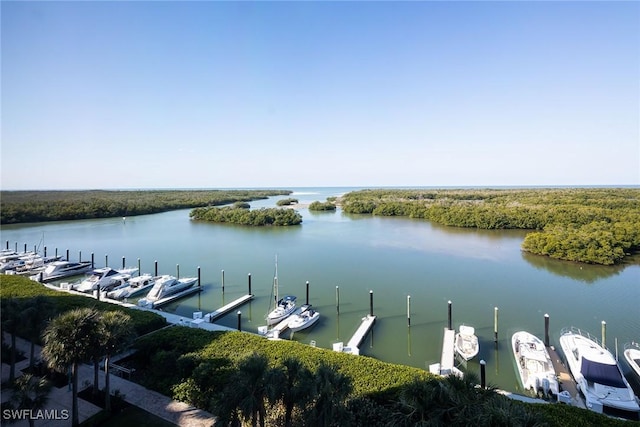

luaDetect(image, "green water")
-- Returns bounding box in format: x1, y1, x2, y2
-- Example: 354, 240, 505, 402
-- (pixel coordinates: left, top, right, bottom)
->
2, 187, 639, 394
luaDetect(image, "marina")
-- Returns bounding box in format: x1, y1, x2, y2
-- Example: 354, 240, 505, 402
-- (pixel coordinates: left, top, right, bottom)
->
2, 187, 638, 406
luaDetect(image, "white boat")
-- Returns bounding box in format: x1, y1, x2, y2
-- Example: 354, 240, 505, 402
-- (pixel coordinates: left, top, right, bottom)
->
31, 260, 94, 282
74, 267, 138, 292
624, 342, 640, 381
455, 325, 479, 361
288, 304, 320, 332
265, 256, 297, 325
0, 251, 37, 273
106, 274, 156, 300
137, 275, 198, 308
559, 327, 640, 419
512, 331, 559, 399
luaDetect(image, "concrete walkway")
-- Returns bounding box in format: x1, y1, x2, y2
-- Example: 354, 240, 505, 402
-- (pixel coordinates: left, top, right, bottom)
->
1, 332, 217, 427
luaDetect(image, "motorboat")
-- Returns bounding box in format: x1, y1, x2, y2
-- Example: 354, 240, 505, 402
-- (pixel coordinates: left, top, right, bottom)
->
511, 331, 559, 399
73, 267, 138, 292
288, 304, 320, 332
13, 255, 63, 275
624, 342, 640, 381
559, 327, 640, 419
137, 275, 198, 308
31, 260, 94, 282
265, 256, 297, 325
0, 251, 37, 273
455, 325, 479, 361
107, 274, 157, 300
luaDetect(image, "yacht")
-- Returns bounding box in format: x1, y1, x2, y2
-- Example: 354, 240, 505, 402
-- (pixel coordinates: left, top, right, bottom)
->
74, 267, 138, 292
31, 260, 94, 282
455, 325, 479, 361
137, 275, 198, 308
624, 342, 640, 381
288, 305, 320, 332
559, 327, 640, 420
267, 295, 297, 325
512, 331, 559, 399
106, 274, 157, 300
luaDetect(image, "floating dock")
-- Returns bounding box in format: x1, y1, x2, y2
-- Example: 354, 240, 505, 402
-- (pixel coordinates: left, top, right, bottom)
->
258, 305, 311, 339
429, 328, 463, 377
333, 314, 376, 355
548, 346, 586, 408
205, 294, 253, 322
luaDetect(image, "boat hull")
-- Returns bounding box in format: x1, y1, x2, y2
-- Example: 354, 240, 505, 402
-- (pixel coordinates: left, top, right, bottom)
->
511, 331, 559, 398
455, 326, 479, 361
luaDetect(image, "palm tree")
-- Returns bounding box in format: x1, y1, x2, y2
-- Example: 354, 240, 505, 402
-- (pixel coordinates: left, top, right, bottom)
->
100, 310, 135, 412
308, 362, 352, 427
1, 297, 23, 383
42, 307, 101, 427
266, 357, 315, 427
223, 352, 270, 427
20, 296, 55, 370
8, 374, 52, 427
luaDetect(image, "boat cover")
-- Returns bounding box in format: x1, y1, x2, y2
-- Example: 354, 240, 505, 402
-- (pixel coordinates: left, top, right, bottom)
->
580, 358, 626, 388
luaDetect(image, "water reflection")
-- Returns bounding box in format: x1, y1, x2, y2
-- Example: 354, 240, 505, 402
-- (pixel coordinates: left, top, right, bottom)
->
521, 252, 625, 283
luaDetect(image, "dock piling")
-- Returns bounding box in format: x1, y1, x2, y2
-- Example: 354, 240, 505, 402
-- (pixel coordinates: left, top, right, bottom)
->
66, 249, 70, 262
306, 281, 309, 305
91, 253, 94, 268
237, 311, 242, 331
176, 264, 180, 279
480, 360, 486, 389
222, 270, 225, 292
369, 290, 374, 316
122, 257, 125, 269
447, 300, 452, 330
55, 248, 58, 258
407, 295, 411, 327
44, 246, 47, 257
138, 258, 141, 276
494, 307, 499, 344
544, 314, 550, 347
79, 251, 82, 262
602, 320, 607, 348
24, 243, 27, 253
248, 273, 252, 295
5, 241, 7, 250
154, 260, 158, 276
336, 286, 340, 314
105, 254, 108, 267
198, 267, 201, 287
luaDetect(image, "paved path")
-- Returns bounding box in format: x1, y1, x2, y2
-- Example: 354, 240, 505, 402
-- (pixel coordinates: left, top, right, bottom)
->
1, 332, 217, 427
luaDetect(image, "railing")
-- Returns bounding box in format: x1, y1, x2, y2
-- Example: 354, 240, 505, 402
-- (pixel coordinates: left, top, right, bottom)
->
560, 326, 604, 349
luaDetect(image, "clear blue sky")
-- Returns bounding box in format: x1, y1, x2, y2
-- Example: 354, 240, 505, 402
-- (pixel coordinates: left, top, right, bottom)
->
2, 1, 639, 190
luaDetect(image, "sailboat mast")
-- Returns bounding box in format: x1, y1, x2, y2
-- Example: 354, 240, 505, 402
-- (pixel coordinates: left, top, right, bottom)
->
274, 255, 279, 305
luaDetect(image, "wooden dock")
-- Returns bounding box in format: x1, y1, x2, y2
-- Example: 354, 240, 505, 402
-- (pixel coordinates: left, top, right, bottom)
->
429, 328, 463, 377
153, 286, 203, 308
548, 345, 586, 408
205, 294, 254, 322
334, 314, 377, 355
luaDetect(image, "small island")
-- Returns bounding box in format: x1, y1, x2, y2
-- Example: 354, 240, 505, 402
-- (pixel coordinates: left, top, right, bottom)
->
190, 206, 302, 226
309, 201, 337, 211
276, 198, 299, 206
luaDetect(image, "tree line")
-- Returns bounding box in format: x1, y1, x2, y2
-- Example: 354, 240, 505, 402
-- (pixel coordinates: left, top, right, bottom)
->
190, 206, 303, 226
340, 188, 640, 265
0, 189, 292, 224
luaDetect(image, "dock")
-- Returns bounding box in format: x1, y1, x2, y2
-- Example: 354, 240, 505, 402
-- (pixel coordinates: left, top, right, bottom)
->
333, 314, 376, 355
204, 294, 254, 322
429, 328, 463, 377
257, 305, 310, 339
548, 345, 586, 408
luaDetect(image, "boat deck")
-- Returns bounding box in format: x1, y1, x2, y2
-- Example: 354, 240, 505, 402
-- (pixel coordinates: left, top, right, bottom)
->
347, 314, 377, 350
548, 345, 586, 408
205, 294, 254, 322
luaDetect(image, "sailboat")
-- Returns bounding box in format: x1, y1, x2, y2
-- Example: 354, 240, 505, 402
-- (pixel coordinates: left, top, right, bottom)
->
266, 256, 297, 326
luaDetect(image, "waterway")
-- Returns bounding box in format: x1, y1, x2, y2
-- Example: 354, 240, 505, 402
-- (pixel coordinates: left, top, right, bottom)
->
2, 187, 639, 394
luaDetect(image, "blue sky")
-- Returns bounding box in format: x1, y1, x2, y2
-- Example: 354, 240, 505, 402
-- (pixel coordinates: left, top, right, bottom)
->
2, 1, 638, 190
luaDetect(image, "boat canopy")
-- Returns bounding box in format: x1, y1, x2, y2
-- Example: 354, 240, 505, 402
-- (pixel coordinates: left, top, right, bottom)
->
279, 295, 296, 303
580, 358, 626, 388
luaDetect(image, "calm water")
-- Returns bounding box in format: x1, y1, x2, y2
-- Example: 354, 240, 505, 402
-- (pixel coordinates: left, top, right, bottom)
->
2, 187, 639, 394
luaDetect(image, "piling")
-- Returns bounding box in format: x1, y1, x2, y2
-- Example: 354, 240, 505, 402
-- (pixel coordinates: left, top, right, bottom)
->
494, 307, 499, 344
34, 245, 37, 254
480, 360, 486, 389
24, 243, 27, 253
79, 251, 82, 262
407, 295, 411, 327
447, 300, 452, 330
602, 320, 607, 348
154, 260, 158, 276
198, 267, 201, 287
122, 257, 125, 269
66, 249, 70, 262
336, 286, 340, 314
222, 270, 225, 292
105, 254, 108, 267
176, 264, 180, 279
248, 273, 252, 295
91, 253, 95, 268
137, 258, 141, 276
237, 311, 242, 332
44, 246, 47, 257
55, 248, 58, 258
544, 314, 550, 347
369, 290, 374, 316
615, 337, 619, 361
306, 281, 310, 305
5, 241, 7, 250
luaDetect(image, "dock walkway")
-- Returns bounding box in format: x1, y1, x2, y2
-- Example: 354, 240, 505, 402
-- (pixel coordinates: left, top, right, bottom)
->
205, 294, 253, 322
333, 314, 376, 355
548, 346, 586, 408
